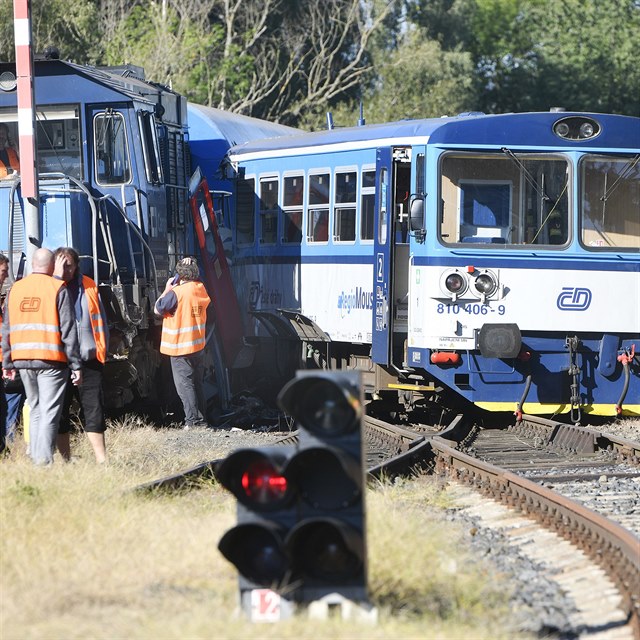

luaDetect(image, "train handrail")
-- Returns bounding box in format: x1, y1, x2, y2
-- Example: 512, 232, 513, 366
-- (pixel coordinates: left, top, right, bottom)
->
101, 192, 159, 301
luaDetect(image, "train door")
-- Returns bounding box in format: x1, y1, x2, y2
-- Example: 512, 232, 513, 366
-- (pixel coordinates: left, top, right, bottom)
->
371, 147, 411, 366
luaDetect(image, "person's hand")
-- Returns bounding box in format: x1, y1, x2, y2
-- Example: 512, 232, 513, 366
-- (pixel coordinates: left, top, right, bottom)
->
54, 254, 67, 279
70, 370, 82, 386
2, 368, 16, 381
163, 276, 178, 294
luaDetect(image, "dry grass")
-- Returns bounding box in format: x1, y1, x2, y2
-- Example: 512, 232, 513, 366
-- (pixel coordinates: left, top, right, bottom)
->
0, 417, 521, 640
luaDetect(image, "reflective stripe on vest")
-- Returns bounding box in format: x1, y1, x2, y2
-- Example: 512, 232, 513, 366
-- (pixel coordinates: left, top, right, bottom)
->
8, 274, 67, 362
160, 281, 210, 356
82, 276, 107, 363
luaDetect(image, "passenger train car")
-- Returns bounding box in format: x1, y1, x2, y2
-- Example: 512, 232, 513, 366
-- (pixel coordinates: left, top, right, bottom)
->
224, 111, 640, 423
0, 57, 296, 409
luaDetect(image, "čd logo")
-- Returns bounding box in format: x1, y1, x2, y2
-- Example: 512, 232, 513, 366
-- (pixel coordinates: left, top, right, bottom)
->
19, 297, 41, 312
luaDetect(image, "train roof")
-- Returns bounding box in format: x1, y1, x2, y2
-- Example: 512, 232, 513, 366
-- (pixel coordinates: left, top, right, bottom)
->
187, 103, 298, 179
228, 111, 640, 160
0, 59, 187, 125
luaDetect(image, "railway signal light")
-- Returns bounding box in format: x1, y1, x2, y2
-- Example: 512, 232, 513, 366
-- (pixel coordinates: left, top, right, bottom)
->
216, 447, 296, 589
216, 370, 368, 609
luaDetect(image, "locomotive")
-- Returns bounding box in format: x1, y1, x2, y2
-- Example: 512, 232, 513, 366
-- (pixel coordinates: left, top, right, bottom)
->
222, 111, 640, 424
0, 57, 295, 410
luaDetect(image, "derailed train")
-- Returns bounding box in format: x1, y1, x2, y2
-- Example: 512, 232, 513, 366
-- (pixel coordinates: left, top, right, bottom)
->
1, 58, 638, 423
0, 58, 295, 410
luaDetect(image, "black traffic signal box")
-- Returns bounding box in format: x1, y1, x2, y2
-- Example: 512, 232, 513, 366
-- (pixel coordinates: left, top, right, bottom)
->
216, 370, 368, 604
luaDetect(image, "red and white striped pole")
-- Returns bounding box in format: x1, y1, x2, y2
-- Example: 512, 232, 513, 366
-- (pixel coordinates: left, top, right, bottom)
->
13, 0, 40, 266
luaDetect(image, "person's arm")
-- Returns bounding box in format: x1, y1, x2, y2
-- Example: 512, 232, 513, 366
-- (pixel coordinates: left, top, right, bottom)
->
57, 286, 82, 373
2, 293, 14, 378
154, 279, 178, 317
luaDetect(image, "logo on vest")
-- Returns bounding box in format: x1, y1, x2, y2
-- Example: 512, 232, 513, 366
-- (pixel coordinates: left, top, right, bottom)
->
19, 297, 41, 312
191, 305, 202, 317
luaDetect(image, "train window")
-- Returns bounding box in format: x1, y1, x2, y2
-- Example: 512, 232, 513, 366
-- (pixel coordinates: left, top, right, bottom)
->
28, 106, 83, 179
360, 169, 375, 241
138, 111, 164, 185
308, 172, 330, 242
440, 153, 569, 247
334, 170, 356, 242
236, 176, 256, 244
283, 175, 303, 244
580, 154, 640, 250
259, 178, 278, 244
378, 167, 388, 245
94, 111, 131, 185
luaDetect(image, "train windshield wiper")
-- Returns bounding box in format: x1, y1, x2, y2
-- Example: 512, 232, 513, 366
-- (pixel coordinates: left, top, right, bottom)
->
598, 154, 639, 227
501, 147, 549, 203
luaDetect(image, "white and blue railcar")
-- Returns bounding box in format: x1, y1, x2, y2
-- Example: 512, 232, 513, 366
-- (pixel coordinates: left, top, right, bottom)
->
225, 111, 640, 422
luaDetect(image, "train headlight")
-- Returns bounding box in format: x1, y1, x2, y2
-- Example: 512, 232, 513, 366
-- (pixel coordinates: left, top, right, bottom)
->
0, 71, 17, 92
552, 116, 600, 141
440, 269, 468, 300
579, 122, 594, 138
474, 273, 496, 296
445, 273, 466, 293
469, 269, 499, 302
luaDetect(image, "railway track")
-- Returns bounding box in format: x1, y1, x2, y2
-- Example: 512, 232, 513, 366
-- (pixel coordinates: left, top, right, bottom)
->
431, 416, 640, 639
138, 413, 640, 637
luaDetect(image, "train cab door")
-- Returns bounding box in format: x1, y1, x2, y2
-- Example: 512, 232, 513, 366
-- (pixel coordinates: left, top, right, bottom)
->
372, 147, 411, 367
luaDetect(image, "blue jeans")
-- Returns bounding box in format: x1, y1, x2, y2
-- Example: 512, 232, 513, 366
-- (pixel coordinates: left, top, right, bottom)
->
4, 390, 25, 444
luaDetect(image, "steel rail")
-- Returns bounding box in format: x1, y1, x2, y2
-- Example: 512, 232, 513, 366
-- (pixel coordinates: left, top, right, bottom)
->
430, 434, 640, 638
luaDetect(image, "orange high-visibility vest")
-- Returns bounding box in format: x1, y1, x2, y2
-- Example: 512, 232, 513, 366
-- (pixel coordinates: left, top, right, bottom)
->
82, 275, 107, 363
0, 148, 19, 178
160, 281, 210, 356
8, 274, 67, 362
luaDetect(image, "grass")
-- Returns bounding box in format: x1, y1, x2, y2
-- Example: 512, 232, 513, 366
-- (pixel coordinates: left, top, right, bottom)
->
0, 416, 523, 640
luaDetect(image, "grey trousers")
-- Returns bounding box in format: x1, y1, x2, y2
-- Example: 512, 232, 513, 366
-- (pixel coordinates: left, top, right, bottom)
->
21, 368, 69, 464
170, 351, 206, 426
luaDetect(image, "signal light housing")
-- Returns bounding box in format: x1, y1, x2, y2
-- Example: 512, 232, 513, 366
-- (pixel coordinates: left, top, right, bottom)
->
216, 371, 368, 608
216, 448, 293, 510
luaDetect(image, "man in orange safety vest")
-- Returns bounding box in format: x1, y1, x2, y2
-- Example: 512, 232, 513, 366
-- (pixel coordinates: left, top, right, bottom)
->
0, 123, 20, 179
2, 248, 82, 464
154, 257, 211, 429
54, 247, 109, 463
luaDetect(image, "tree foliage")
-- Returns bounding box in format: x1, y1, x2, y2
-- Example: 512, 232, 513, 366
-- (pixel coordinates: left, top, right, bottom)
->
0, 0, 638, 127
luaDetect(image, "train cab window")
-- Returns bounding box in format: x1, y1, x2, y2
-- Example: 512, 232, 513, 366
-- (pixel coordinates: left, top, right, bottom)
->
236, 176, 256, 244
360, 169, 375, 241
259, 177, 278, 244
32, 106, 83, 179
283, 175, 303, 243
580, 154, 640, 250
308, 172, 330, 242
138, 111, 164, 185
94, 111, 131, 185
334, 170, 356, 242
440, 153, 569, 247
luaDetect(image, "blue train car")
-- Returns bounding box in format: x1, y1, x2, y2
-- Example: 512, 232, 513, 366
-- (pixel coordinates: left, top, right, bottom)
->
0, 58, 295, 410
225, 111, 640, 423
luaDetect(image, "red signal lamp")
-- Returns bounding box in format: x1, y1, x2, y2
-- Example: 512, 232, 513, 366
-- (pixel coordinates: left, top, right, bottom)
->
241, 460, 288, 505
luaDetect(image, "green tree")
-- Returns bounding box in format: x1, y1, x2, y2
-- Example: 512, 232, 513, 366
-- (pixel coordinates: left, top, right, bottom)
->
0, 0, 101, 63
467, 0, 640, 114
331, 33, 477, 126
